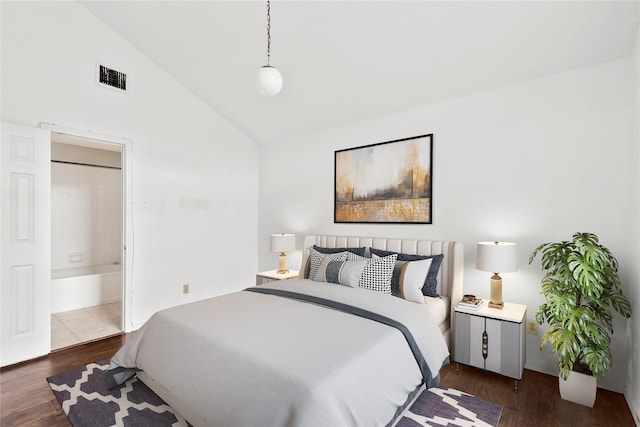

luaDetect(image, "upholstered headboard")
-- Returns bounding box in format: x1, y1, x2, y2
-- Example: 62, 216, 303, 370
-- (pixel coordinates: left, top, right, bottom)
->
300, 235, 464, 325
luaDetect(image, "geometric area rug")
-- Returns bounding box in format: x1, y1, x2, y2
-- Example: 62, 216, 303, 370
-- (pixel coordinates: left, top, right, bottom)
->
48, 360, 502, 427
394, 386, 503, 427
47, 360, 190, 427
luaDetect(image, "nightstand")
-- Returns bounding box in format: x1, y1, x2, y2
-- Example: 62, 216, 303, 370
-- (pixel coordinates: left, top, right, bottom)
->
256, 269, 299, 285
454, 300, 526, 390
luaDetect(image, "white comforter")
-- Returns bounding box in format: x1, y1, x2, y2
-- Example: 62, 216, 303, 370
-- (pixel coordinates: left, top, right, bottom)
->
108, 279, 449, 426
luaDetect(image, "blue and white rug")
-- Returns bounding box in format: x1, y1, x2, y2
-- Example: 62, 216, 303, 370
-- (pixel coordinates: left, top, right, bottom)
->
396, 386, 503, 427
48, 360, 189, 426
48, 360, 502, 427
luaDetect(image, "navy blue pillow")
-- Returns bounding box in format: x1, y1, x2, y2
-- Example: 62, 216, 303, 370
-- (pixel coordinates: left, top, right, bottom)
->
369, 248, 444, 297
313, 245, 367, 257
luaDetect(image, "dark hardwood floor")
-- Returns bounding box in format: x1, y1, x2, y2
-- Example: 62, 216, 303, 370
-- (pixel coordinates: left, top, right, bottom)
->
1, 334, 636, 426
1, 334, 132, 427
440, 363, 636, 427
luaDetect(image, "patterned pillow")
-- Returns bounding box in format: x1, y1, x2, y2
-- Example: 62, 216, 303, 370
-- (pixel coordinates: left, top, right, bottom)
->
357, 254, 398, 294
306, 248, 348, 280
370, 248, 444, 297
313, 259, 368, 287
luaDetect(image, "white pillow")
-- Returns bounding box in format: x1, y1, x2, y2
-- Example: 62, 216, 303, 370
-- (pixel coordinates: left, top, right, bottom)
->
373, 254, 433, 303
395, 258, 432, 303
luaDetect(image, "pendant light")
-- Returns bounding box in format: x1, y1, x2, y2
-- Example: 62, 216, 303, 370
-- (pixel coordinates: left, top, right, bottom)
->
255, 0, 283, 96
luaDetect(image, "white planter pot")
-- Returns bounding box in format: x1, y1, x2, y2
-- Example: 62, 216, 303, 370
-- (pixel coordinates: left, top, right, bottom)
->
559, 370, 597, 407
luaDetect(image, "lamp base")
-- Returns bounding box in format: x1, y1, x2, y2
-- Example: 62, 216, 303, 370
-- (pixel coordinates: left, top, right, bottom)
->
277, 252, 289, 274
489, 274, 503, 309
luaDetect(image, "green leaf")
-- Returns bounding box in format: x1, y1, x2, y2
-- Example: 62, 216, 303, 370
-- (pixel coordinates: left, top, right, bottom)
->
583, 346, 612, 377
609, 291, 632, 318
550, 328, 580, 364
584, 323, 610, 347
568, 255, 604, 298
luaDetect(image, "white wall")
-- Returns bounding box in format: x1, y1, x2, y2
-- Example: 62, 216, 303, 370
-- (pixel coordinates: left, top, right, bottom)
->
626, 15, 640, 426
259, 58, 635, 393
1, 2, 259, 329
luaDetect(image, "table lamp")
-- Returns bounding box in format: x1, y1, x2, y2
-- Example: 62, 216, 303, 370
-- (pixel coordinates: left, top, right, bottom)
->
270, 233, 296, 274
476, 241, 517, 309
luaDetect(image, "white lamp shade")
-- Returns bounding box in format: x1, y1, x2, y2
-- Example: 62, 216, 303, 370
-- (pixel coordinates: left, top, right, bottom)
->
255, 65, 283, 96
476, 241, 517, 273
270, 233, 296, 253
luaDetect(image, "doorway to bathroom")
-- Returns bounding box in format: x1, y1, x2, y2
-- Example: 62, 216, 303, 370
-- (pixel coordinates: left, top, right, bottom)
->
49, 132, 124, 350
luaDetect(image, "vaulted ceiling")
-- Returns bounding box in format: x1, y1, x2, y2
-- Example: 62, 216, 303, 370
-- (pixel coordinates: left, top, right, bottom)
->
81, 1, 640, 145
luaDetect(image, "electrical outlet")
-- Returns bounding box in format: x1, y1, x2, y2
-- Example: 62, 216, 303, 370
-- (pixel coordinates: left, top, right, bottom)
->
527, 319, 538, 335
182, 284, 190, 295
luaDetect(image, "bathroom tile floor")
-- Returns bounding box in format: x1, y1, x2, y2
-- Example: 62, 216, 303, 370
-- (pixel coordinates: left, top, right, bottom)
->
51, 301, 122, 351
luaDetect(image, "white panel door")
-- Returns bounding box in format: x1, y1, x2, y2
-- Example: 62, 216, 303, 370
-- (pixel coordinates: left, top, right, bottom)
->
1, 122, 51, 366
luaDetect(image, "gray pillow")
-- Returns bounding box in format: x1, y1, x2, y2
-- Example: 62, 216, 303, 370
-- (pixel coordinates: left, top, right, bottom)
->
313, 245, 367, 257
313, 259, 368, 288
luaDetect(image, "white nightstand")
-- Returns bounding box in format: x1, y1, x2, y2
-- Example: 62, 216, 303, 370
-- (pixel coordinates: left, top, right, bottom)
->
454, 300, 527, 390
256, 269, 299, 285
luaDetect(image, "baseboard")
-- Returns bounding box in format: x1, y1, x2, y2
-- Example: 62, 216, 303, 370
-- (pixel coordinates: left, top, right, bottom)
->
525, 362, 632, 394
102, 296, 122, 304
523, 362, 557, 379
625, 391, 640, 427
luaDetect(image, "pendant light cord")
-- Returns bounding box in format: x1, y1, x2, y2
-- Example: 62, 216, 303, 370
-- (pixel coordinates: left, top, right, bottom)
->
266, 0, 272, 66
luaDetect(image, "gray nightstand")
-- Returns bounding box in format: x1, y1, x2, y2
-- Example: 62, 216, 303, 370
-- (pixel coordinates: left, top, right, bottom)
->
256, 269, 299, 285
454, 300, 527, 390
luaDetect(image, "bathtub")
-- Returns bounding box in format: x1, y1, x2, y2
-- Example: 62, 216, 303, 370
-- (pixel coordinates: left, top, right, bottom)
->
51, 264, 122, 313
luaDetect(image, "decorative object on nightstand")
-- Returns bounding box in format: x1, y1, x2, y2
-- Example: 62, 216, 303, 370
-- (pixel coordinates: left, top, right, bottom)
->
476, 241, 517, 309
256, 269, 299, 285
270, 233, 296, 274
457, 294, 485, 312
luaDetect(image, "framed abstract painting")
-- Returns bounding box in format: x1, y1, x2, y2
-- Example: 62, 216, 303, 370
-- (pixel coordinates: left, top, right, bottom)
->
334, 134, 433, 224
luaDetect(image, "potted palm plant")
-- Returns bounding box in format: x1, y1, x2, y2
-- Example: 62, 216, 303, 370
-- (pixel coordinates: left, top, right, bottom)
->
529, 232, 632, 407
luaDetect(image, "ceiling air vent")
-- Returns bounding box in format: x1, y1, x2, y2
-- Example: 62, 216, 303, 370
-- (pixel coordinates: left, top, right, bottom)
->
96, 64, 127, 92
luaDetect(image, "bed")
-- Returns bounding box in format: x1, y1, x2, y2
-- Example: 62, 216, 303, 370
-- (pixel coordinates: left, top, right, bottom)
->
107, 235, 464, 427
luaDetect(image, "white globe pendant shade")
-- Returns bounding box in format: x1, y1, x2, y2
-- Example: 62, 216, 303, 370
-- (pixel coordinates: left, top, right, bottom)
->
255, 65, 283, 96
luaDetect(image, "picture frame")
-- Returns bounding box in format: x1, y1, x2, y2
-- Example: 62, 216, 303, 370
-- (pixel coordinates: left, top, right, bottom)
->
334, 134, 433, 224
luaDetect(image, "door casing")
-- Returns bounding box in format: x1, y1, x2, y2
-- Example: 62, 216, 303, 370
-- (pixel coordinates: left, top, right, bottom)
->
0, 121, 133, 367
